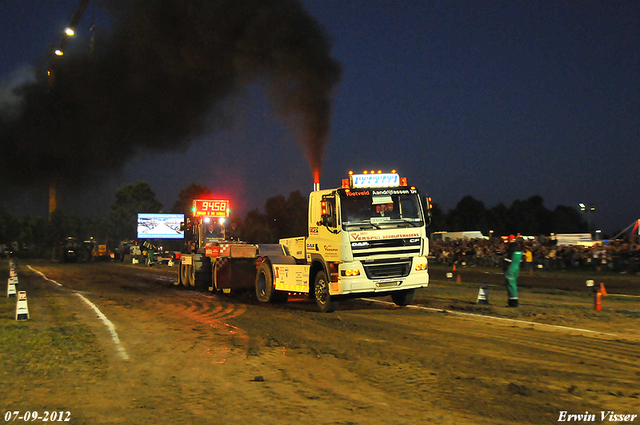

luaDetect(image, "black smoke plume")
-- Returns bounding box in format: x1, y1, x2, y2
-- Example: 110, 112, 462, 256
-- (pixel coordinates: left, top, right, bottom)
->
0, 0, 340, 187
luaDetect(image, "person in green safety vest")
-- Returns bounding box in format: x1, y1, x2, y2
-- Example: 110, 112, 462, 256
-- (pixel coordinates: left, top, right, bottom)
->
143, 241, 157, 267
503, 234, 522, 307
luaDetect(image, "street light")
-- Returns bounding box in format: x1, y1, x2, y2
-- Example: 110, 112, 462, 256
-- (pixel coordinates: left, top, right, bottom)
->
579, 203, 596, 238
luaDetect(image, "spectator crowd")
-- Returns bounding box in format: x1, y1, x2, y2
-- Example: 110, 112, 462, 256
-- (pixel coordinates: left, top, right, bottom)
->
429, 235, 640, 274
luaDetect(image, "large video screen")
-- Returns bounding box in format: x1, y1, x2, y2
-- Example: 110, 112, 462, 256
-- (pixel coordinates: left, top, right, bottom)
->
137, 213, 184, 239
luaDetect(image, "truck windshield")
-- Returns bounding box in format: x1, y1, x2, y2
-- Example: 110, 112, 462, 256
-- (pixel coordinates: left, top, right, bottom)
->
339, 189, 424, 230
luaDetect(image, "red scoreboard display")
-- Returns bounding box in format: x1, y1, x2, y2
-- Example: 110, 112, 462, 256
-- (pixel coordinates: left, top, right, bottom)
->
192, 199, 230, 217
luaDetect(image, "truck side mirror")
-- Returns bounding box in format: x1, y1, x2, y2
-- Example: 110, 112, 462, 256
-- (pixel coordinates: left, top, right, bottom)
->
320, 197, 336, 228
424, 195, 433, 225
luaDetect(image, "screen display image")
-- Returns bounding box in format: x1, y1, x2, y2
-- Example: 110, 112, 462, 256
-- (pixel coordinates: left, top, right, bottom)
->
137, 213, 184, 239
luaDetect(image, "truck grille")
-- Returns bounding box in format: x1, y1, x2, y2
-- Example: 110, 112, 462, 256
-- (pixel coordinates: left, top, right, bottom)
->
363, 259, 412, 279
351, 237, 421, 260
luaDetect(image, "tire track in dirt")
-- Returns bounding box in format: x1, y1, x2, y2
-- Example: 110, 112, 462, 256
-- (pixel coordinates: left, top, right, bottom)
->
437, 316, 640, 376
355, 305, 640, 393
286, 306, 639, 424
363, 298, 640, 368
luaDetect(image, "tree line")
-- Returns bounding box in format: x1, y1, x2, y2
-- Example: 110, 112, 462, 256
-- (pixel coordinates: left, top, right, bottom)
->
0, 181, 591, 258
428, 194, 590, 237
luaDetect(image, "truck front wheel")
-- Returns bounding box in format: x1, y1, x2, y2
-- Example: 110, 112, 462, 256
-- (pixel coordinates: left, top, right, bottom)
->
391, 289, 415, 306
314, 271, 339, 313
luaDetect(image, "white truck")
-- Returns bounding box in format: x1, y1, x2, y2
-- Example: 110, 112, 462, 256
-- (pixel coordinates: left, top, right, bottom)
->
179, 171, 431, 312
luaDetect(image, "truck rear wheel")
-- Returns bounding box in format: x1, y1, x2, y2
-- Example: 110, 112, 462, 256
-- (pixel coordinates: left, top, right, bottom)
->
391, 289, 415, 306
255, 262, 275, 302
180, 263, 193, 288
314, 271, 338, 313
180, 263, 187, 286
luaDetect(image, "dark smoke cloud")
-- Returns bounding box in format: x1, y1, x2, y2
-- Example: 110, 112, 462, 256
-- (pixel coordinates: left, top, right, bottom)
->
0, 0, 340, 188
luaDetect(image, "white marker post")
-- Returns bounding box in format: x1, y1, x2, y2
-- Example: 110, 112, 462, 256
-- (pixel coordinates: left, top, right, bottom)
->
16, 291, 29, 320
7, 277, 17, 297
476, 282, 489, 305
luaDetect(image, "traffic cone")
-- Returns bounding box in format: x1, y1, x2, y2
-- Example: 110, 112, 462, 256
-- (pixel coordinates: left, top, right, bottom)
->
16, 291, 29, 320
456, 274, 461, 284
453, 264, 456, 272
476, 282, 489, 304
599, 282, 607, 296
594, 290, 602, 311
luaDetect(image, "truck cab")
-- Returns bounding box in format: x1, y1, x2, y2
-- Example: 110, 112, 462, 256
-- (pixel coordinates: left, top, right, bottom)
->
268, 171, 430, 312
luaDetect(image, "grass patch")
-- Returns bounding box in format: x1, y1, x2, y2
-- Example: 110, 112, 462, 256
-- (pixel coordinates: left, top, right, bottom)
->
0, 266, 108, 387
0, 322, 107, 378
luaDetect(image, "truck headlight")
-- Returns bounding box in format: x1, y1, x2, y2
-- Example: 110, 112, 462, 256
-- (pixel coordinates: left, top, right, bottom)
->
341, 269, 360, 277
415, 263, 427, 271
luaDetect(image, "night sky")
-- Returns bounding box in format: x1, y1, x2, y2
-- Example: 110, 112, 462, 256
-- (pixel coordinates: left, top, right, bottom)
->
1, 1, 638, 235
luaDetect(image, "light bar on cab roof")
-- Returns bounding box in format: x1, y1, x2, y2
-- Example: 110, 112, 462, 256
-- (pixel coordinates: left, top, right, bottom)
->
350, 172, 401, 188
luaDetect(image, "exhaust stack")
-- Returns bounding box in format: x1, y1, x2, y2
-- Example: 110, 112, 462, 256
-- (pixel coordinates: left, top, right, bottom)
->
313, 169, 320, 191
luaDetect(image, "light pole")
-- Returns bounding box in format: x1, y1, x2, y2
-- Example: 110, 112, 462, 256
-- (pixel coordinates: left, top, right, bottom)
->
579, 203, 595, 238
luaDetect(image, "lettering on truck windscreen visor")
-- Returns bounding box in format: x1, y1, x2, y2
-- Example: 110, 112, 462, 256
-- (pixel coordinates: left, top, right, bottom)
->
339, 189, 424, 230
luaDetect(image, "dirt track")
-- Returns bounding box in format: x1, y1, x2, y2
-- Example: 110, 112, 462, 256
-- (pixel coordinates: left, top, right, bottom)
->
2, 261, 640, 424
